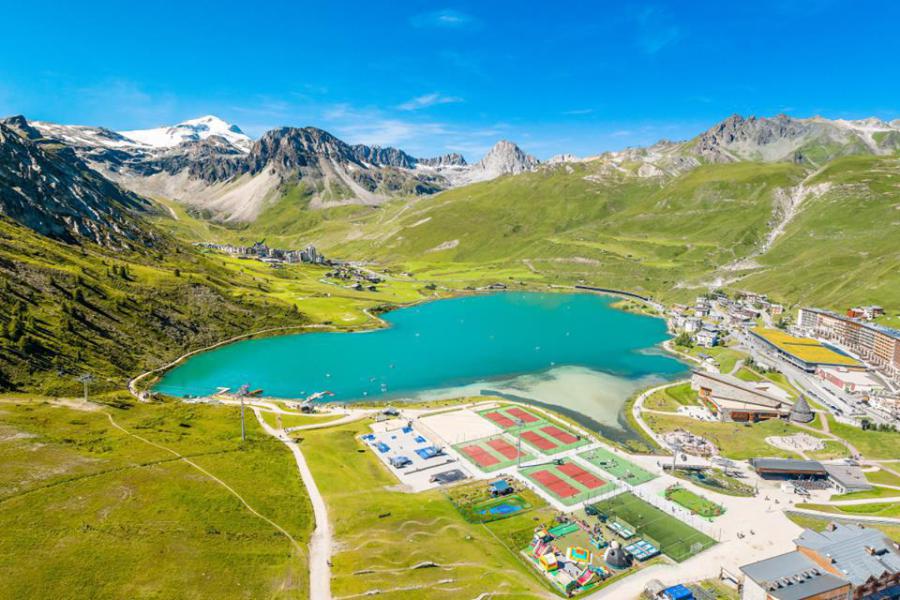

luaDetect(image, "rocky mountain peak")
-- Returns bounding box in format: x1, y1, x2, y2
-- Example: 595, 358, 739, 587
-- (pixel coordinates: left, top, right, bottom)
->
417, 153, 467, 167
1, 115, 43, 140
0, 119, 154, 246
474, 140, 539, 176
691, 113, 900, 165
120, 115, 252, 151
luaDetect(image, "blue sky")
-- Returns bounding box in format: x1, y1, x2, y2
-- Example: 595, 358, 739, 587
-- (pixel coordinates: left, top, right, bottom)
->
1, 0, 898, 159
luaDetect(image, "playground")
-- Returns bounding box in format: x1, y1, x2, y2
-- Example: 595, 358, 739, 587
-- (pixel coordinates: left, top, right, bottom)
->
446, 479, 539, 523
523, 520, 614, 595
452, 435, 533, 473
477, 406, 589, 455
664, 485, 725, 519
520, 460, 617, 506
578, 446, 657, 486
589, 492, 716, 562
519, 507, 673, 597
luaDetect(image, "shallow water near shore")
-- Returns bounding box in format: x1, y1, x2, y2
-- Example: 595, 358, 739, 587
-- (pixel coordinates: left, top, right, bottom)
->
156, 292, 688, 432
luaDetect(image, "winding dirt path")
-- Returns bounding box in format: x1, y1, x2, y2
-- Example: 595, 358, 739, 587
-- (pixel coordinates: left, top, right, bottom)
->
253, 408, 332, 600
102, 410, 305, 555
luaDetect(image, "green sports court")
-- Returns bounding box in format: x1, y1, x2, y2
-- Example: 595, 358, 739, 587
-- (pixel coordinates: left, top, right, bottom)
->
577, 446, 657, 486
589, 492, 716, 562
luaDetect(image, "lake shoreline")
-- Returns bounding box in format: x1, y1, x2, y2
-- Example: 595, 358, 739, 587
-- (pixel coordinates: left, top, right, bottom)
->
147, 289, 687, 436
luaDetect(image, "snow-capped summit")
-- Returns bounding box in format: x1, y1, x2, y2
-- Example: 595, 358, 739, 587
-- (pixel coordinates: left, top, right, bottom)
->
120, 115, 251, 151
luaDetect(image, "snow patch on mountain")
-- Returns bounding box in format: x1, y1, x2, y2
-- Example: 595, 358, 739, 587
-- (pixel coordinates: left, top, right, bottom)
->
120, 116, 251, 152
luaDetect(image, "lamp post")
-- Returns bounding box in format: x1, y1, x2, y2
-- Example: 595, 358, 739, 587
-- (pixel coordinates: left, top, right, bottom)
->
237, 384, 250, 442
515, 417, 524, 468
76, 373, 93, 403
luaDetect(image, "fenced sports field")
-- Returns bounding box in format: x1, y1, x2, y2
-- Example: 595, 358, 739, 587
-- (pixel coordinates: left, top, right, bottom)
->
452, 435, 533, 473
578, 446, 657, 486
590, 492, 716, 562
519, 460, 618, 505
478, 407, 589, 455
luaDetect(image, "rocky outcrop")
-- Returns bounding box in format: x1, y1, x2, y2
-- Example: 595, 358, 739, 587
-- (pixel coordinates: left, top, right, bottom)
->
0, 118, 155, 247
477, 140, 539, 174
691, 114, 900, 164
418, 153, 467, 167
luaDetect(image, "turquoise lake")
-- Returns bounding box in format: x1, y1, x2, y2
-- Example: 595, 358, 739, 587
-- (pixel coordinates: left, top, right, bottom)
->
155, 292, 688, 437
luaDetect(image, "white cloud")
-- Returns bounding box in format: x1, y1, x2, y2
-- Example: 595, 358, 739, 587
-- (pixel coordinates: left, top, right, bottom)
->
410, 9, 480, 30
397, 93, 463, 111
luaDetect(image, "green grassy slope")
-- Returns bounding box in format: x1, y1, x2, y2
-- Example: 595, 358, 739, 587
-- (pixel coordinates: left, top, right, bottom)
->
0, 217, 311, 393
323, 161, 807, 300
0, 215, 437, 394
740, 155, 900, 308
0, 396, 312, 599
145, 152, 899, 312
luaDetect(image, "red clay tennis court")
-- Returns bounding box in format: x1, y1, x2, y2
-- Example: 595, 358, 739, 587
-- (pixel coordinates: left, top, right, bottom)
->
507, 407, 539, 423
521, 430, 558, 451
531, 469, 579, 498
461, 445, 500, 467
484, 411, 516, 428
541, 425, 579, 444
487, 438, 521, 460
558, 462, 605, 489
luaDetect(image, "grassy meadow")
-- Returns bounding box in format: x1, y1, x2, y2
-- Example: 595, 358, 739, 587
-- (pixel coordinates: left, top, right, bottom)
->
0, 395, 313, 599
296, 420, 555, 599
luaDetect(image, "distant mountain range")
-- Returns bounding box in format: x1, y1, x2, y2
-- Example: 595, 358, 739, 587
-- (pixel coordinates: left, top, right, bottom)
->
1, 111, 899, 245
0, 109, 898, 391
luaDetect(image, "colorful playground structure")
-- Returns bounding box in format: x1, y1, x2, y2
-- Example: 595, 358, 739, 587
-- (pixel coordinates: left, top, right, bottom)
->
526, 525, 609, 595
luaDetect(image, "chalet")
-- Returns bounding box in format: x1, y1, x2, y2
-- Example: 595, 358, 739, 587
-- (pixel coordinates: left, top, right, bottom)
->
795, 523, 900, 599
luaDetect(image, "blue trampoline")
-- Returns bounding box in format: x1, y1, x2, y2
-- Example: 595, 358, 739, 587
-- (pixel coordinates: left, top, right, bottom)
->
415, 446, 441, 459
479, 503, 521, 516
625, 539, 660, 561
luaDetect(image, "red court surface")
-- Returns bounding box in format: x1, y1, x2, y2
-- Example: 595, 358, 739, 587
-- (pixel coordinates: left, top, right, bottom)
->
558, 463, 605, 489
541, 425, 579, 444
484, 411, 516, 428
461, 445, 500, 467
521, 430, 558, 451
507, 407, 539, 423
531, 469, 579, 498
487, 438, 521, 459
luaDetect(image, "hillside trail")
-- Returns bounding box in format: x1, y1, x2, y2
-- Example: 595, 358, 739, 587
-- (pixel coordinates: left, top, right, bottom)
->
253, 407, 333, 600
719, 165, 831, 274
100, 410, 306, 555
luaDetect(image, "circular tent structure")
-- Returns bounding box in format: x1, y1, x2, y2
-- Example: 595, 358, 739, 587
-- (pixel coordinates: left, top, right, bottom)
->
789, 396, 814, 423
604, 541, 631, 569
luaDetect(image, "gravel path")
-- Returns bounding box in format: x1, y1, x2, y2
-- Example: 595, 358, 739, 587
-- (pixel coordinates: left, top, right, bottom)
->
254, 408, 333, 600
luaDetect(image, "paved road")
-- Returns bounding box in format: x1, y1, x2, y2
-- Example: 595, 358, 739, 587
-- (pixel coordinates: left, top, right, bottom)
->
253, 408, 333, 600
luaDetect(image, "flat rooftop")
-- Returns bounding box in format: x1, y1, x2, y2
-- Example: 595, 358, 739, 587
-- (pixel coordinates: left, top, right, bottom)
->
752, 328, 860, 367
